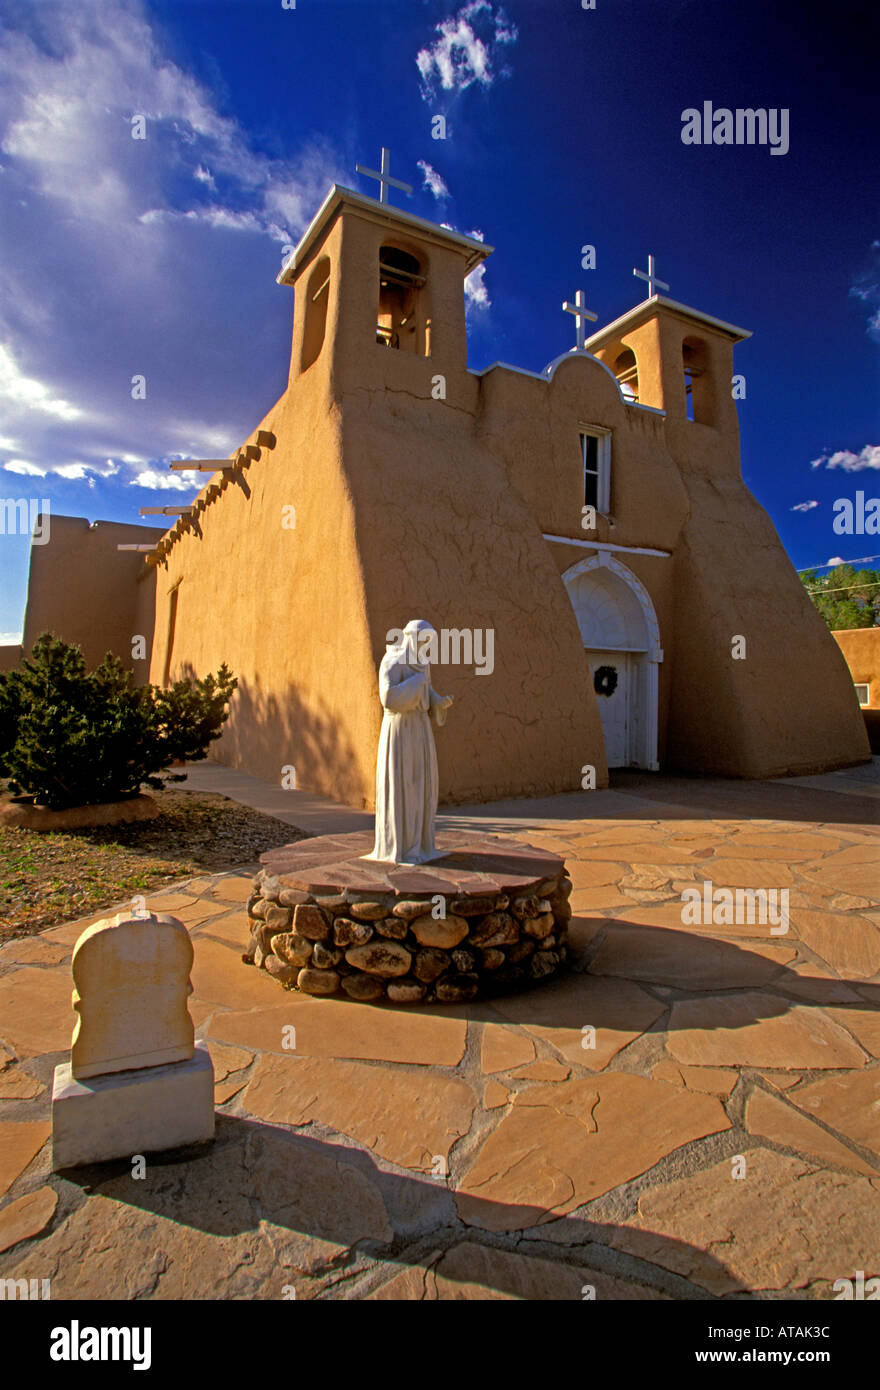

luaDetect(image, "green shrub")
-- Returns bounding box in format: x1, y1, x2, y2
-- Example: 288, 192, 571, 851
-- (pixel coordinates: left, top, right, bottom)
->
0, 633, 237, 810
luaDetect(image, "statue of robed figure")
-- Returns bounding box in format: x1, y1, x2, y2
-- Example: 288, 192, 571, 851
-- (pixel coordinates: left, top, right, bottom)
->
366, 619, 454, 865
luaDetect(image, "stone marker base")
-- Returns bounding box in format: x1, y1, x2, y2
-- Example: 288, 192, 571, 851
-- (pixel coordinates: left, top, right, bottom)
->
52, 1041, 215, 1170
245, 830, 573, 1004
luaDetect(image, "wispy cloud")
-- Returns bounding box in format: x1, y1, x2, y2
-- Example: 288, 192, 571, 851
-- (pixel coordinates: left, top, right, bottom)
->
416, 2, 518, 101
2, 459, 46, 476
850, 240, 880, 342
417, 159, 450, 200
463, 229, 490, 310
810, 445, 880, 472
0, 0, 346, 492
130, 467, 203, 491
791, 499, 819, 512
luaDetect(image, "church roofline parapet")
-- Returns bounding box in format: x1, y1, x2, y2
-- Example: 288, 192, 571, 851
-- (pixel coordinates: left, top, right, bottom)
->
470, 354, 666, 416
277, 184, 493, 286
584, 295, 751, 350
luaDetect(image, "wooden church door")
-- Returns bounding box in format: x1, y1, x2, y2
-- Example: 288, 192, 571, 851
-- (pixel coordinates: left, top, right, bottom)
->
586, 649, 631, 767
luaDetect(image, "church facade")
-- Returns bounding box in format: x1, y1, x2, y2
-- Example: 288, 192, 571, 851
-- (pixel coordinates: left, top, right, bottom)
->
19, 183, 870, 805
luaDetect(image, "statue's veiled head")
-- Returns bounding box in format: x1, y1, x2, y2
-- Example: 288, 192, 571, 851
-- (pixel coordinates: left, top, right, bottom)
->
401, 618, 437, 669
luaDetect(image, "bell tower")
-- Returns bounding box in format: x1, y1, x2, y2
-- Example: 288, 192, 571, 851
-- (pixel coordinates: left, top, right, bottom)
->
277, 160, 491, 400
585, 267, 751, 460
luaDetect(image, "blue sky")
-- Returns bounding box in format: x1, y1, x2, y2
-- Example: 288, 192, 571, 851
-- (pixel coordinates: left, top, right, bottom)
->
0, 0, 878, 640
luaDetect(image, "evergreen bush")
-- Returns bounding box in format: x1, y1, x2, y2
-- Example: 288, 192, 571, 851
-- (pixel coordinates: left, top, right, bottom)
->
0, 633, 237, 810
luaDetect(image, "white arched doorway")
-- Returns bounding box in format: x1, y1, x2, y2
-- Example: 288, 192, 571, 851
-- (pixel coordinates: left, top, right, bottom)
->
563, 553, 662, 770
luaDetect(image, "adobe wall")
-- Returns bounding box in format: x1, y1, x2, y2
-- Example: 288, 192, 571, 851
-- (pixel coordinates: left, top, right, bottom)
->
0, 645, 22, 673
663, 446, 870, 776
338, 380, 609, 804
148, 228, 380, 807
833, 628, 880, 708
475, 354, 685, 768
596, 306, 869, 776
22, 515, 160, 673
151, 203, 608, 807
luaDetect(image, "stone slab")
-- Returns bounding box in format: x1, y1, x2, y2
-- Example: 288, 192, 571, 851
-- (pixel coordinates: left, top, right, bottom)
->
745, 1087, 878, 1176
260, 829, 563, 898
241, 1053, 475, 1172
668, 993, 869, 1070
0, 1186, 58, 1254
609, 1148, 880, 1295
455, 1073, 730, 1230
431, 1240, 669, 1301
0, 1121, 51, 1197
52, 1042, 215, 1170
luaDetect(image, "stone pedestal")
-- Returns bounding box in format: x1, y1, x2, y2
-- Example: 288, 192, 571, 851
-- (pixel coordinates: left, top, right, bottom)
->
245, 830, 573, 1004
52, 1042, 215, 1170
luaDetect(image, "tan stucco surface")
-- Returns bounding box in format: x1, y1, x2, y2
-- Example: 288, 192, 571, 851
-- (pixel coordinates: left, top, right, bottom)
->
833, 628, 880, 708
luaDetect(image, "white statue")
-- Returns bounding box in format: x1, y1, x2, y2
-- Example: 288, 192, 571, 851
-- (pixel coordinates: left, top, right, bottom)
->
367, 619, 454, 865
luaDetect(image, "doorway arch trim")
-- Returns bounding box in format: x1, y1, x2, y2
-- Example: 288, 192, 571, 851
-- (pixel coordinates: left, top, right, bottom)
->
562, 550, 663, 770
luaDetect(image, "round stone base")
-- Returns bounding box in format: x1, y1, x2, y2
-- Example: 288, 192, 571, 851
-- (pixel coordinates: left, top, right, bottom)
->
244, 829, 572, 1004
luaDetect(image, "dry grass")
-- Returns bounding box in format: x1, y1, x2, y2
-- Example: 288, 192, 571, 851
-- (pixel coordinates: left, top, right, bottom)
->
0, 788, 306, 942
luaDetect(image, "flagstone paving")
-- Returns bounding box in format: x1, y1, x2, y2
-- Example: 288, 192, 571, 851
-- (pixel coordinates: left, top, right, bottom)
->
0, 766, 878, 1300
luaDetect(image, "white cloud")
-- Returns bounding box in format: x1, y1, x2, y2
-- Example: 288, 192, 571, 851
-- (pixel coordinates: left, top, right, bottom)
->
811, 445, 880, 472
0, 344, 82, 422
53, 463, 90, 480
826, 556, 845, 567
850, 241, 880, 341
463, 228, 490, 309
416, 2, 518, 100
791, 499, 819, 512
130, 468, 202, 491
0, 632, 22, 646
417, 160, 450, 201
3, 459, 46, 476
464, 262, 490, 309
0, 1, 346, 490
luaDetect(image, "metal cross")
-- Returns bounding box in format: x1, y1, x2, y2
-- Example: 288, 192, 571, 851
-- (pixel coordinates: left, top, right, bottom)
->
633, 254, 669, 299
355, 147, 413, 205
562, 288, 598, 351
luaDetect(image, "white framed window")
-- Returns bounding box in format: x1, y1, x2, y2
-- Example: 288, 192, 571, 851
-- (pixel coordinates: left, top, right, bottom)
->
855, 683, 869, 706
580, 427, 611, 515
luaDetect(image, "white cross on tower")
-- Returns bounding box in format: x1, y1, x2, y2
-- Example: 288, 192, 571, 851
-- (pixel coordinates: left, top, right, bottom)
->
562, 288, 598, 351
633, 254, 669, 299
355, 146, 413, 205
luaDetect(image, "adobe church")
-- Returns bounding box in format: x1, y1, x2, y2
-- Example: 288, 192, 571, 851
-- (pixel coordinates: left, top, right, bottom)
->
17, 170, 870, 805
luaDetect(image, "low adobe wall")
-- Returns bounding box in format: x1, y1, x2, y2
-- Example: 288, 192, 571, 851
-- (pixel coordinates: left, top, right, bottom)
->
832, 628, 880, 709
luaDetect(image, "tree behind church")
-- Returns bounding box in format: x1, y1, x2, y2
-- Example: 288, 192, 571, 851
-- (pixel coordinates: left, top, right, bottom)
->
800, 565, 880, 630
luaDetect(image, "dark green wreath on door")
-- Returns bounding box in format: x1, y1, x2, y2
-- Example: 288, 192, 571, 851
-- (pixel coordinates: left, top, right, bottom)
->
593, 665, 618, 698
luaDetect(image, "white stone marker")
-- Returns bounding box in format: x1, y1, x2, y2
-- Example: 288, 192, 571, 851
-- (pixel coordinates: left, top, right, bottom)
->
52, 910, 214, 1169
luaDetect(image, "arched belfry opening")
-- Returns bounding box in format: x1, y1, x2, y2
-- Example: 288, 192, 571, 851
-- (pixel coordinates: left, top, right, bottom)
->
612, 347, 639, 402
682, 335, 712, 425
377, 245, 428, 355
590, 335, 641, 404
300, 255, 330, 373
